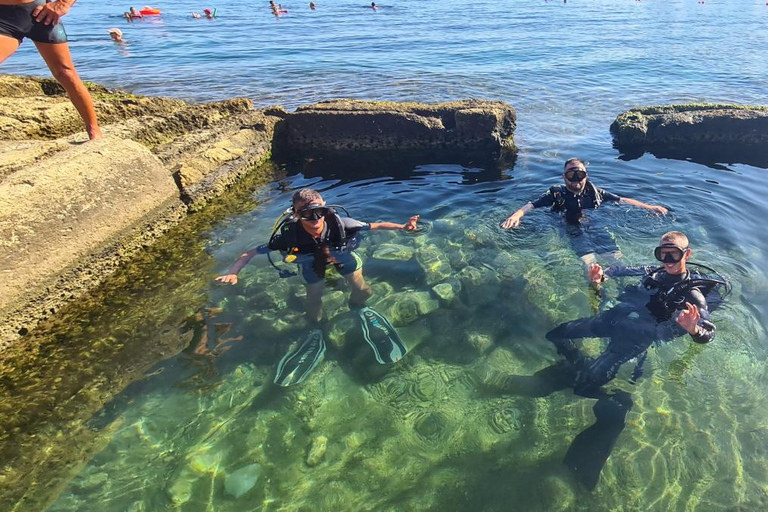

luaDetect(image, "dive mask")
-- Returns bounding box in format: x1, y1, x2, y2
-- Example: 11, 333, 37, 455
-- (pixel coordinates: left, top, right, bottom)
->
564, 169, 587, 182
654, 244, 687, 263
297, 203, 330, 221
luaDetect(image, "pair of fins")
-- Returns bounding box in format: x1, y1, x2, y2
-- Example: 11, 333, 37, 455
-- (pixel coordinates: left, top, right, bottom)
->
274, 306, 407, 387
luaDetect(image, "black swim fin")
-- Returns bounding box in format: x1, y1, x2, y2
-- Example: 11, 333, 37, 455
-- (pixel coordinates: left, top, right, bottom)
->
358, 306, 407, 364
563, 391, 633, 490
274, 329, 325, 387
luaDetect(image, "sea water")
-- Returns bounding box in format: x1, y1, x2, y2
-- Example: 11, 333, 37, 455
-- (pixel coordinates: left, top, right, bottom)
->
2, 0, 768, 510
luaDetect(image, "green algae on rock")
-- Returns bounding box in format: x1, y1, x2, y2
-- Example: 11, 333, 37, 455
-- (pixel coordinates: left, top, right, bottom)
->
610, 103, 768, 167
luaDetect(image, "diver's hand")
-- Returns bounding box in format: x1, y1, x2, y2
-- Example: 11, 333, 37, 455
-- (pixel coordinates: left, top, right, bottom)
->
33, 0, 72, 25
500, 213, 521, 229
650, 205, 668, 215
588, 263, 605, 284
676, 302, 701, 334
404, 215, 420, 230
215, 274, 238, 285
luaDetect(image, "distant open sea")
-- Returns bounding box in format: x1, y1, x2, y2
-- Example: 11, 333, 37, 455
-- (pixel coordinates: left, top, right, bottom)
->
4, 0, 767, 149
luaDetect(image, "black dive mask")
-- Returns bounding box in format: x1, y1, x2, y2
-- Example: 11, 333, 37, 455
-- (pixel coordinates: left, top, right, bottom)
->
297, 203, 330, 221
564, 169, 587, 183
654, 244, 687, 264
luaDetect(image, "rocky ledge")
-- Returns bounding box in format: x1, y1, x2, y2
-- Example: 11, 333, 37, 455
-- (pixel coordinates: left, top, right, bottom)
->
610, 104, 768, 165
274, 99, 516, 155
0, 75, 518, 347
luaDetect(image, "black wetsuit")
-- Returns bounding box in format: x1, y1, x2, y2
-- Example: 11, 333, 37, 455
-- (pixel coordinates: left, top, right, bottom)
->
546, 265, 716, 395
267, 216, 370, 283
529, 182, 622, 257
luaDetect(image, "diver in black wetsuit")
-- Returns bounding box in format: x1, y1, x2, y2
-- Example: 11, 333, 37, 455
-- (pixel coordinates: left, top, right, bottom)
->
547, 230, 719, 396
500, 158, 669, 263
478, 231, 728, 490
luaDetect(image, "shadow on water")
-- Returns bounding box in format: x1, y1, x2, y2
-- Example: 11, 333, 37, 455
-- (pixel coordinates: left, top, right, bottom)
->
615, 143, 768, 170
275, 149, 518, 184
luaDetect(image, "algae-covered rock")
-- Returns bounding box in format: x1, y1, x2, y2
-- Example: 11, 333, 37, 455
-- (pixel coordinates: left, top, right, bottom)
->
275, 99, 516, 154
373, 290, 439, 326
326, 314, 357, 349
416, 244, 453, 286
458, 265, 501, 305
466, 332, 494, 355
224, 463, 262, 498
432, 282, 456, 304
372, 243, 415, 261
306, 436, 328, 467
610, 103, 768, 166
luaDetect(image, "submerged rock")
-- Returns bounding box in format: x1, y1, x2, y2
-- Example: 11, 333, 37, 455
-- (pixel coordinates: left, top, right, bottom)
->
373, 290, 439, 326
224, 463, 262, 499
372, 243, 415, 261
416, 244, 453, 286
306, 436, 328, 467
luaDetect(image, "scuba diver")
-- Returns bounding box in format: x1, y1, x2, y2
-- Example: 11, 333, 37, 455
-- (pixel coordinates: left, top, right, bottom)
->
547, 230, 729, 488
500, 158, 669, 263
479, 231, 729, 489
216, 188, 420, 386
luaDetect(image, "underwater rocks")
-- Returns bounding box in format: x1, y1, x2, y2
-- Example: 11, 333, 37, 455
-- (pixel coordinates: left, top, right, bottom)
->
306, 436, 328, 467
372, 290, 440, 327
274, 99, 517, 154
611, 104, 768, 167
224, 463, 262, 498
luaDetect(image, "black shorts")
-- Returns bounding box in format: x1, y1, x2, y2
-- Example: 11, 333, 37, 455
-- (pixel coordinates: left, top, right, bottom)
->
0, 0, 68, 43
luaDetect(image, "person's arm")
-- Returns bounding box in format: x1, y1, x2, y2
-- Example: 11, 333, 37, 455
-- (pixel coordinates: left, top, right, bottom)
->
33, 0, 77, 25
588, 263, 655, 285
500, 202, 534, 229
370, 215, 420, 231
618, 196, 668, 215
215, 244, 271, 285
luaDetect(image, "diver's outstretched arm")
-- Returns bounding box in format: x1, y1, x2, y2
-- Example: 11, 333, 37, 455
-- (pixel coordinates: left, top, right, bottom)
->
215, 244, 271, 285
618, 197, 668, 215
500, 202, 534, 229
370, 215, 419, 231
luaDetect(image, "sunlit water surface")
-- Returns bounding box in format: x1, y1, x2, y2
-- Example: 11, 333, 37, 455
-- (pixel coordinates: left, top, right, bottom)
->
2, 0, 768, 510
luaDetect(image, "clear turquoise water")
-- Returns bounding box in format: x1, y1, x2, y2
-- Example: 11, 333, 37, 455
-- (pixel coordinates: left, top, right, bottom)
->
3, 0, 768, 510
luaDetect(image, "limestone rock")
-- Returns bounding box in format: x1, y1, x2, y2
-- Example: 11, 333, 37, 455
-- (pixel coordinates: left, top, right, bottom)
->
372, 243, 414, 261
0, 138, 183, 344
611, 104, 768, 166
275, 99, 516, 154
306, 436, 328, 467
224, 463, 262, 498
416, 244, 453, 286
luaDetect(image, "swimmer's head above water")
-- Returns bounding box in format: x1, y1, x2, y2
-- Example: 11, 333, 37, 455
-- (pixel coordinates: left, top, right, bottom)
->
563, 157, 588, 194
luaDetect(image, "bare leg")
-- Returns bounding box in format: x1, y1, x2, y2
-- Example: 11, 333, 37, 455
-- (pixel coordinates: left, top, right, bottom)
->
0, 35, 20, 63
34, 41, 102, 140
343, 268, 373, 307
305, 281, 325, 323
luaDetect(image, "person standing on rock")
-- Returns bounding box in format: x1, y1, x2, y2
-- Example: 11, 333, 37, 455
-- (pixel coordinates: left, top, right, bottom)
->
216, 188, 420, 387
0, 0, 102, 140
500, 158, 668, 264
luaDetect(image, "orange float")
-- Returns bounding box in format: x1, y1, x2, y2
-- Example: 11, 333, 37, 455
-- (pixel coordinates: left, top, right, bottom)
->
139, 6, 162, 15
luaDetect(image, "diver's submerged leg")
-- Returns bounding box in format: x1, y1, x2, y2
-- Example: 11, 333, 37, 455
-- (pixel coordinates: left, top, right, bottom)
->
304, 281, 325, 323
563, 390, 633, 490
546, 316, 602, 365
343, 268, 372, 307
574, 336, 652, 397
